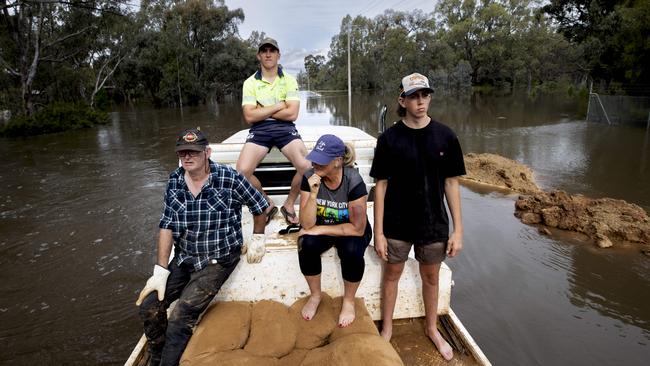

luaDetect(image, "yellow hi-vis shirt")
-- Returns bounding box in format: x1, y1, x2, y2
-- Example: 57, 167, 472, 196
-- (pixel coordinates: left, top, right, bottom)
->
242, 67, 300, 107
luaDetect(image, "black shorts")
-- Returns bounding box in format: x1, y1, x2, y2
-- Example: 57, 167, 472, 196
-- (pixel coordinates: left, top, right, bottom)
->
246, 119, 302, 150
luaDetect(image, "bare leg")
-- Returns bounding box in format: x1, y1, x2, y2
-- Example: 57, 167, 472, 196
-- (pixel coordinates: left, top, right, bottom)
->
280, 140, 310, 223
380, 262, 405, 341
301, 274, 322, 320
236, 143, 273, 211
339, 280, 361, 327
420, 263, 453, 361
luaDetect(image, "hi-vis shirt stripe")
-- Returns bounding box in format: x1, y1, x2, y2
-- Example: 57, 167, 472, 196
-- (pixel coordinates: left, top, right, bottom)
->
257, 97, 277, 106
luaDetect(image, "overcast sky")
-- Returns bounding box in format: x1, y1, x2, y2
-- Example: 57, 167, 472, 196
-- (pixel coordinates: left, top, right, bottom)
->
224, 0, 438, 75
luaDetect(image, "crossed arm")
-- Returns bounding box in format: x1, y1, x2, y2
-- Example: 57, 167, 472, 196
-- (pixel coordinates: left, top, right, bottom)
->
242, 100, 299, 125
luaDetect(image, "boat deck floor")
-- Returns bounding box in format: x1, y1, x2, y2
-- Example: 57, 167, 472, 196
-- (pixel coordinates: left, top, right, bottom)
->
388, 318, 479, 366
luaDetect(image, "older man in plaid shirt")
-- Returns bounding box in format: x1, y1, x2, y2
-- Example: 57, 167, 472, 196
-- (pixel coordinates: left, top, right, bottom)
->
136, 128, 269, 366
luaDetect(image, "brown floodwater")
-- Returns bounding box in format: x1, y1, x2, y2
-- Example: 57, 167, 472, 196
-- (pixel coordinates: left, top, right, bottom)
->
0, 92, 648, 365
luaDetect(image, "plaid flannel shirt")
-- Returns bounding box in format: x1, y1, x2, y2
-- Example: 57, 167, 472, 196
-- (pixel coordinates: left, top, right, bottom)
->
159, 161, 269, 271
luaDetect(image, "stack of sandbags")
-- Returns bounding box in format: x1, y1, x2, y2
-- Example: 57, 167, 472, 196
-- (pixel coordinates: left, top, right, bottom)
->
180, 295, 403, 366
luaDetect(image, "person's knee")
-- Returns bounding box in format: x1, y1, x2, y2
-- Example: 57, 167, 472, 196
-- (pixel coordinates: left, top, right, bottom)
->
235, 161, 255, 177
139, 293, 164, 321
337, 237, 365, 261
298, 235, 322, 253
168, 299, 202, 330
420, 271, 440, 287
295, 157, 311, 173
383, 264, 404, 282
341, 262, 364, 283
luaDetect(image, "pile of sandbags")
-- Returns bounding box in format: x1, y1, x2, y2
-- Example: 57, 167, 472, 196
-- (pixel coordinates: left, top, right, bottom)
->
180, 294, 403, 366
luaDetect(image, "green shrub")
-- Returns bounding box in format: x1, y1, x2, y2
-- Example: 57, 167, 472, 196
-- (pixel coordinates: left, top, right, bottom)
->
0, 102, 108, 137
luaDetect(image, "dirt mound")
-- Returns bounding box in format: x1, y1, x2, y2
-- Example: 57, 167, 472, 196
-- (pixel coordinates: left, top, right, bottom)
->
463, 153, 540, 194
515, 190, 650, 248
461, 152, 650, 251
180, 296, 402, 366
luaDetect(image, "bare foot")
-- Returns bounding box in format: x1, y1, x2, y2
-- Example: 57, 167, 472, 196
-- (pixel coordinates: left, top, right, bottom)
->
338, 298, 356, 327
426, 328, 454, 361
301, 294, 321, 320
380, 327, 392, 342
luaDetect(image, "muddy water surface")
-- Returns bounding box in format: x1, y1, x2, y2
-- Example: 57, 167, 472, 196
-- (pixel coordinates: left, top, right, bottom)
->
0, 92, 649, 365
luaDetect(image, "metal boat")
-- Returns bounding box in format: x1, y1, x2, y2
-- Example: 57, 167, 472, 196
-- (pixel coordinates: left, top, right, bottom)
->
125, 125, 490, 366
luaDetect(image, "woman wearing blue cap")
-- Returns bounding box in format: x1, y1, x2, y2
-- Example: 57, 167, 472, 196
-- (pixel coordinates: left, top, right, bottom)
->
297, 134, 372, 327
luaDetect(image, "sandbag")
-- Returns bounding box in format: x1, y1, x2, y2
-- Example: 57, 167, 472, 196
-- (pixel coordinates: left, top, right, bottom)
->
280, 349, 310, 366
301, 333, 404, 366
182, 349, 280, 366
328, 297, 379, 342
244, 299, 297, 357
180, 301, 251, 363
289, 292, 337, 349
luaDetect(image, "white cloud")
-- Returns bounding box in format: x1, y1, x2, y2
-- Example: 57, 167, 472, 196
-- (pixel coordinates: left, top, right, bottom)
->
225, 0, 437, 73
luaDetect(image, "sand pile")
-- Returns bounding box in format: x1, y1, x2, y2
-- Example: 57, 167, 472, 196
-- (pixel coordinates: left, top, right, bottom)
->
462, 153, 540, 194
461, 152, 650, 252
180, 295, 403, 366
515, 190, 650, 248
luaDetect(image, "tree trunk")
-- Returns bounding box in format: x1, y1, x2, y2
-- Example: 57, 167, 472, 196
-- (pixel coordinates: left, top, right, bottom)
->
90, 54, 126, 109
22, 4, 43, 116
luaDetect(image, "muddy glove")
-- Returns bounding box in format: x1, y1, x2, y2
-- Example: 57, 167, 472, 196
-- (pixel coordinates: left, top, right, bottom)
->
135, 265, 170, 306
246, 234, 266, 264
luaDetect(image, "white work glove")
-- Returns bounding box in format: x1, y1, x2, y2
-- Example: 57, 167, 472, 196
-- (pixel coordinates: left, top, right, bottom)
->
246, 234, 266, 264
135, 265, 170, 306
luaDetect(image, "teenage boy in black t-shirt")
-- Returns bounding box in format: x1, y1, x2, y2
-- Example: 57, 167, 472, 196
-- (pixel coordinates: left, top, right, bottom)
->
370, 73, 465, 361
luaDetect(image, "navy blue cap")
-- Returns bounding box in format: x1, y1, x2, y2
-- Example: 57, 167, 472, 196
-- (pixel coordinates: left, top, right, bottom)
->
306, 134, 345, 165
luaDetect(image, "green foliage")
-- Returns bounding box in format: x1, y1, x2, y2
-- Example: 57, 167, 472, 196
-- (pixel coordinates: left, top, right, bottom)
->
544, 0, 650, 94
116, 0, 256, 106
307, 1, 581, 95
0, 103, 108, 137
1, 0, 646, 116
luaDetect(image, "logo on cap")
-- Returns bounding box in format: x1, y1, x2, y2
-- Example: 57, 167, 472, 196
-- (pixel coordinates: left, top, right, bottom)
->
316, 141, 326, 151
409, 74, 427, 87
183, 132, 198, 143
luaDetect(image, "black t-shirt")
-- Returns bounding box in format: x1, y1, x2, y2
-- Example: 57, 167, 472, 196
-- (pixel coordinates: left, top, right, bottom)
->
369, 119, 465, 243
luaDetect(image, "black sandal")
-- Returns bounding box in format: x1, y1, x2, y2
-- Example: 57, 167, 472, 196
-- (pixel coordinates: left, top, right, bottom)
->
280, 206, 298, 225
265, 206, 278, 224
279, 223, 301, 235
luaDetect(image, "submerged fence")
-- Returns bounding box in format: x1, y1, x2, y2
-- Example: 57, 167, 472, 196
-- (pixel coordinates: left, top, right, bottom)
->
587, 93, 650, 129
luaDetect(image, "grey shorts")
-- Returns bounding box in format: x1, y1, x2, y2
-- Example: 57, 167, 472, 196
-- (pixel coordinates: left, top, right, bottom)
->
386, 238, 447, 264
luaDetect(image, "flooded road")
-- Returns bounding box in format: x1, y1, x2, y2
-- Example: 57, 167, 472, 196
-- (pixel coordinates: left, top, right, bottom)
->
0, 92, 648, 365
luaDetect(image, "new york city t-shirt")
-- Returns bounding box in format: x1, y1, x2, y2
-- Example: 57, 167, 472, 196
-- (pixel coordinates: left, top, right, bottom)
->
300, 167, 367, 226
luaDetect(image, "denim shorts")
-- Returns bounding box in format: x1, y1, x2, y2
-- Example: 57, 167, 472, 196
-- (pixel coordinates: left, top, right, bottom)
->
246, 119, 302, 150
386, 238, 447, 264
